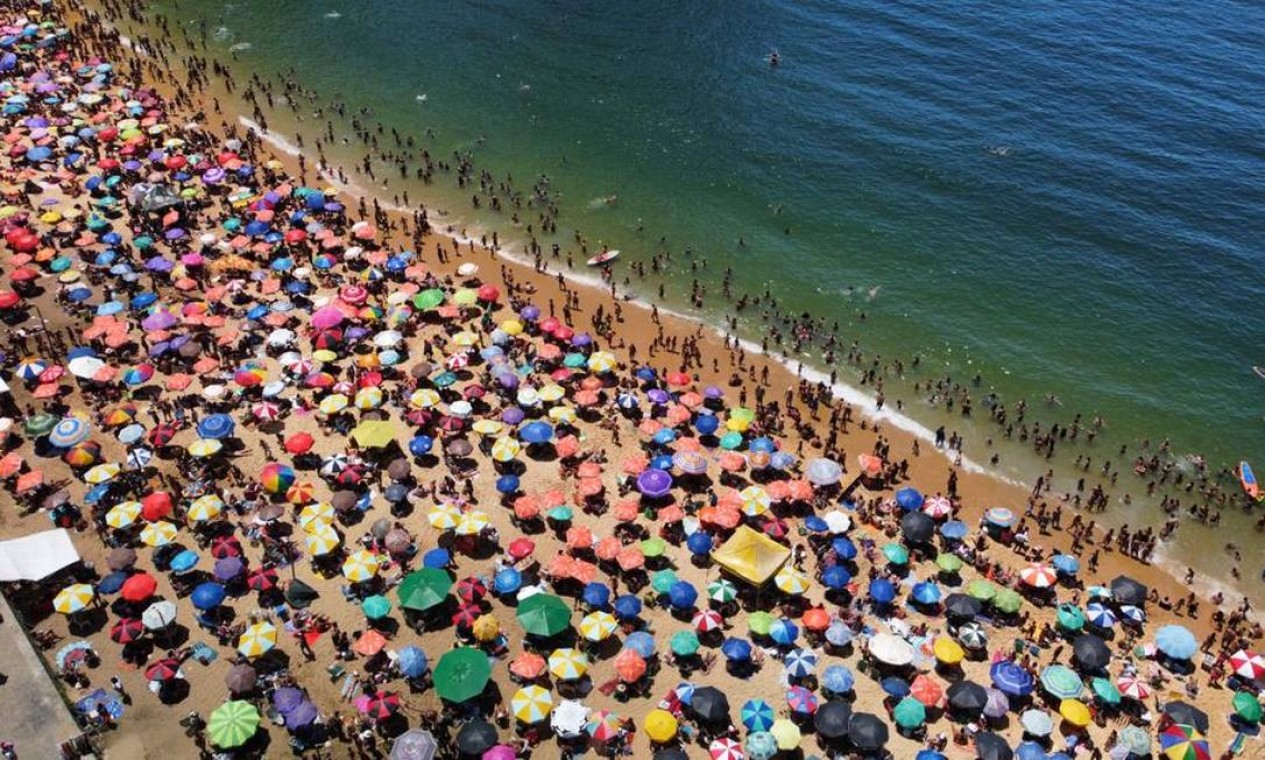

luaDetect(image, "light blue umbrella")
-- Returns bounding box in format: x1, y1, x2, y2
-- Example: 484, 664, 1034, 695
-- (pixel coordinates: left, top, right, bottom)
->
1154, 624, 1198, 660
624, 631, 655, 658
745, 731, 778, 760
822, 664, 855, 693
397, 646, 428, 678
783, 648, 818, 678
1085, 602, 1117, 628
768, 618, 799, 645
741, 698, 775, 732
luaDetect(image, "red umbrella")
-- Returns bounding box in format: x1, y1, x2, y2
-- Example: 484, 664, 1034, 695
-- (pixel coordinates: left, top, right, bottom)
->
120, 573, 158, 602
360, 691, 401, 720
508, 537, 535, 560
246, 568, 278, 592
455, 577, 488, 603
284, 433, 315, 455
148, 423, 179, 447
451, 603, 481, 629
110, 618, 145, 644
145, 658, 182, 682
211, 535, 243, 558
140, 492, 173, 522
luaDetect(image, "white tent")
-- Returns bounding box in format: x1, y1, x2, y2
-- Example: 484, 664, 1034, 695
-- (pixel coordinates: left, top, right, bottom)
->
0, 529, 80, 581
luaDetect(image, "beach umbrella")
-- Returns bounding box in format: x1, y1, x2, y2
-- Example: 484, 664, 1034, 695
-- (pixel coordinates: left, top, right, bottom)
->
139, 521, 178, 547
991, 660, 1035, 696
396, 646, 428, 679
868, 578, 897, 604
624, 631, 656, 658
1163, 702, 1210, 732
1158, 723, 1210, 760
745, 732, 778, 760
881, 543, 909, 565
1056, 603, 1087, 631
615, 649, 648, 682
196, 413, 236, 440
1059, 698, 1091, 727
455, 720, 498, 756
551, 699, 590, 738
814, 700, 852, 740
547, 648, 589, 680
1072, 635, 1111, 671
110, 618, 145, 644
1119, 726, 1150, 756
958, 621, 988, 649
1020, 709, 1053, 737
1040, 665, 1083, 700
1091, 677, 1121, 705
84, 462, 120, 484
901, 511, 935, 543
106, 501, 142, 529
692, 609, 723, 633
1115, 674, 1150, 701
933, 636, 965, 665
580, 611, 618, 642
769, 718, 801, 750
709, 737, 744, 760
722, 637, 754, 663
911, 581, 942, 606
804, 458, 842, 486
668, 580, 699, 609
613, 594, 642, 619
1020, 562, 1058, 589
1109, 575, 1147, 607
742, 699, 776, 732
1119, 604, 1146, 624
1015, 741, 1047, 760
342, 550, 381, 582
362, 595, 392, 620
433, 647, 492, 702
823, 664, 855, 694
992, 588, 1023, 614
868, 633, 914, 666
848, 713, 889, 751
895, 487, 924, 511
187, 495, 224, 523
511, 685, 553, 724
947, 681, 988, 714
237, 622, 278, 658
1230, 649, 1265, 680
587, 710, 623, 744
517, 593, 571, 636
768, 618, 799, 645
786, 685, 818, 714
945, 593, 983, 620
390, 729, 438, 760
397, 569, 453, 611
187, 438, 223, 458
747, 610, 774, 636
191, 582, 227, 610
142, 601, 178, 630
784, 648, 818, 678
208, 701, 260, 749
774, 566, 810, 595
894, 697, 927, 729
690, 686, 731, 724
1154, 624, 1198, 660
707, 578, 738, 604
48, 417, 91, 448
984, 507, 1016, 527
645, 709, 678, 744
305, 524, 341, 556
975, 732, 1014, 760
53, 584, 94, 614
145, 658, 182, 683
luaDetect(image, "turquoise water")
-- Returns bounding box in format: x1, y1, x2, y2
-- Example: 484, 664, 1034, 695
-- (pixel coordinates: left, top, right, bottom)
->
140, 1, 1265, 589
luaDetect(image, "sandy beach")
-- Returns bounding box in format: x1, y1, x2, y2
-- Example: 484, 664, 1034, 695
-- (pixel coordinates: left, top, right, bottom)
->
0, 2, 1259, 760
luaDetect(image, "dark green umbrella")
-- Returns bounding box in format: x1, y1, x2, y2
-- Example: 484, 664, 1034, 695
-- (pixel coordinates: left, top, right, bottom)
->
397, 569, 453, 611
433, 647, 492, 702
1233, 691, 1262, 723
516, 593, 571, 636
24, 413, 58, 436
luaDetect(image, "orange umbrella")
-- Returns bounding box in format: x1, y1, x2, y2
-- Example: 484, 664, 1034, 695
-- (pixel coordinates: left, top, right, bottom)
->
574, 390, 599, 407
766, 481, 791, 501
613, 500, 640, 522
616, 547, 644, 571
577, 478, 603, 497
720, 452, 747, 472
570, 560, 599, 584
621, 455, 648, 475
679, 392, 703, 408
802, 607, 831, 631
665, 406, 691, 425
15, 470, 42, 493
674, 437, 702, 452
555, 435, 580, 458
713, 507, 741, 529
637, 419, 662, 436
595, 537, 622, 561
546, 555, 576, 579
165, 374, 193, 391
192, 357, 220, 373
32, 383, 59, 399
658, 505, 684, 523
576, 462, 603, 479
513, 495, 541, 520
353, 629, 388, 656
716, 490, 743, 511
614, 649, 647, 682
858, 454, 883, 476
0, 452, 24, 478
509, 651, 546, 679
541, 490, 567, 509
910, 674, 944, 707
286, 482, 316, 504
565, 526, 594, 551
789, 480, 815, 501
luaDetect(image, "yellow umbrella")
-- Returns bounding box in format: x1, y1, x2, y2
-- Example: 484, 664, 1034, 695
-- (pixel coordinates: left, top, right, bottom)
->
644, 709, 678, 743
318, 394, 349, 415
490, 437, 522, 463
188, 438, 224, 458
548, 648, 589, 680
53, 583, 94, 614
500, 319, 524, 336
548, 406, 577, 424
237, 622, 278, 658
770, 718, 802, 750
353, 387, 383, 409
774, 565, 811, 595
451, 331, 478, 347
313, 349, 338, 364
409, 388, 441, 409
1059, 699, 1091, 727
342, 550, 381, 582
140, 520, 178, 547
739, 485, 771, 516
511, 685, 553, 724
187, 495, 225, 523
587, 351, 617, 373
84, 463, 121, 484
305, 523, 341, 556
106, 500, 142, 529
580, 611, 618, 642
454, 511, 490, 536
537, 384, 566, 402
471, 419, 503, 436
350, 419, 395, 449
298, 502, 335, 530
932, 636, 965, 665
427, 503, 461, 530
472, 614, 501, 642
726, 416, 751, 433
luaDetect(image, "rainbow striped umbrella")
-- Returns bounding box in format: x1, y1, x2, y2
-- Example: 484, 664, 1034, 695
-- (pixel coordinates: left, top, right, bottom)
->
1159, 723, 1210, 760
260, 463, 295, 494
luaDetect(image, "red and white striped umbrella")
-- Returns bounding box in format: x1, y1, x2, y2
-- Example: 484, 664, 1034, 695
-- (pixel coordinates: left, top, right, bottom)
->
1231, 649, 1265, 680
446, 350, 472, 370
1019, 563, 1058, 589
922, 495, 953, 518
1115, 675, 1150, 700
252, 401, 281, 421
692, 608, 724, 633
709, 736, 745, 760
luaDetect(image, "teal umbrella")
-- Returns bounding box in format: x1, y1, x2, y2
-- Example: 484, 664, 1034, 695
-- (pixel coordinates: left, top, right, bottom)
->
651, 570, 679, 594
1040, 665, 1084, 700
1056, 604, 1086, 631
362, 595, 392, 620
719, 432, 744, 450
670, 630, 701, 656
893, 697, 926, 728
1090, 677, 1121, 705
881, 544, 909, 565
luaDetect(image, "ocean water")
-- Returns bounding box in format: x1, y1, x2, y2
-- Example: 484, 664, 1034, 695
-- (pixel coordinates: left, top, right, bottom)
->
144, 0, 1265, 594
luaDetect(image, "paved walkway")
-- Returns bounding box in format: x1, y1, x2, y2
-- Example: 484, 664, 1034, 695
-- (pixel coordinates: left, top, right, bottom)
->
0, 594, 83, 756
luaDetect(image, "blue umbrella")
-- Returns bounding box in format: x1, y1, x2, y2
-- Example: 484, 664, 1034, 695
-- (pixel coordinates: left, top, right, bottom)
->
721, 638, 752, 662
1154, 624, 1198, 660
1016, 742, 1048, 760
895, 487, 924, 511
652, 429, 677, 446
831, 536, 858, 560
191, 582, 226, 610
613, 595, 642, 620
749, 437, 776, 453
695, 415, 719, 435
624, 631, 656, 658
422, 548, 450, 569
880, 677, 910, 698
940, 520, 969, 540
1051, 554, 1080, 574
582, 583, 611, 609
397, 646, 428, 678
84, 484, 111, 504
916, 752, 948, 760
804, 516, 828, 533
96, 571, 128, 595
409, 435, 434, 456
784, 648, 818, 678
168, 549, 200, 574
650, 455, 674, 471
821, 565, 851, 589
635, 367, 658, 382
495, 474, 520, 494
868, 579, 896, 604
494, 568, 522, 594
196, 413, 235, 440
822, 664, 855, 693
668, 581, 698, 609
911, 581, 942, 605
519, 421, 554, 444
741, 698, 775, 732
768, 619, 799, 645
1085, 602, 1117, 628
686, 532, 713, 556
990, 660, 1035, 696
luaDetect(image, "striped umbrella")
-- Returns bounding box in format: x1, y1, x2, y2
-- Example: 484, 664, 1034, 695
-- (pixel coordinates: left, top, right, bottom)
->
922, 495, 953, 518
1231, 649, 1265, 680
237, 622, 278, 658
1115, 675, 1150, 700
318, 394, 349, 415
1159, 723, 1210, 760
140, 520, 178, 547
774, 566, 810, 595
409, 388, 442, 409
511, 685, 553, 724
455, 511, 490, 536
579, 611, 617, 642
1039, 664, 1083, 700
741, 699, 776, 732
207, 701, 260, 749
784, 648, 819, 678
53, 584, 95, 614
739, 486, 771, 516
548, 648, 589, 681
1085, 602, 1118, 628
298, 502, 335, 530
586, 710, 622, 743
187, 495, 224, 523
693, 609, 724, 633
1020, 563, 1058, 589
491, 437, 522, 462
427, 503, 461, 530
354, 387, 383, 409
188, 438, 224, 458
709, 737, 745, 760
48, 417, 90, 447
84, 462, 120, 484
125, 447, 153, 469
304, 523, 341, 556
106, 501, 142, 529
708, 579, 738, 603
342, 550, 381, 582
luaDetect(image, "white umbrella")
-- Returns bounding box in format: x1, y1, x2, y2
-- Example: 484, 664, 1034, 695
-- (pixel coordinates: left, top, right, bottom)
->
805, 458, 842, 486
266, 329, 296, 346
550, 700, 590, 737
142, 600, 178, 630
867, 633, 914, 666
373, 330, 403, 348
822, 510, 851, 534
67, 356, 106, 379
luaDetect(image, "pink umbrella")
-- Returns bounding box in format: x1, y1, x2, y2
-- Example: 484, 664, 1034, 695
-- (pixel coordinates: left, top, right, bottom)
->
483, 746, 517, 760
310, 306, 345, 330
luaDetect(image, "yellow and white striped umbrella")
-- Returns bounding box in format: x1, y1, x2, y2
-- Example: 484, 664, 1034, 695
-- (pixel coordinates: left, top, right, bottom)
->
739, 485, 771, 517
298, 502, 335, 530
587, 351, 617, 373
774, 565, 811, 596
537, 384, 566, 402
580, 611, 618, 642
471, 419, 504, 436
409, 388, 442, 409
451, 331, 479, 347
342, 550, 381, 582
237, 622, 278, 658
187, 495, 224, 523
304, 523, 341, 556
548, 648, 589, 680
318, 394, 349, 415
354, 387, 383, 410
427, 503, 461, 530
54, 583, 95, 614
511, 685, 553, 724
548, 406, 577, 424
454, 510, 490, 536
140, 520, 179, 547
187, 438, 223, 458
84, 463, 121, 484
106, 500, 142, 529
491, 437, 522, 463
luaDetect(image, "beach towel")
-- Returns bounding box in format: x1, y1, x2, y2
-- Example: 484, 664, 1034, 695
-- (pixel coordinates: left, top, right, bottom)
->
190, 641, 218, 665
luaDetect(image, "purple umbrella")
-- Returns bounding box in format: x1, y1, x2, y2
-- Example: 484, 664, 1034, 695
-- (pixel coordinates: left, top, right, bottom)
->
284, 701, 318, 729
647, 389, 671, 405
213, 556, 245, 581
496, 373, 519, 390
144, 256, 174, 273
141, 311, 178, 331
148, 341, 171, 357
345, 326, 370, 342
520, 305, 540, 321
202, 167, 226, 184
703, 386, 724, 399
164, 228, 187, 241
272, 687, 304, 713
501, 407, 526, 425
637, 468, 674, 498
571, 333, 593, 347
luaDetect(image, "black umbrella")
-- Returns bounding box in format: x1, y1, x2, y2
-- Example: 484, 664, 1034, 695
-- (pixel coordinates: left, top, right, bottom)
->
975, 731, 1014, 760
848, 712, 889, 751
1071, 634, 1111, 671
947, 680, 988, 713
284, 579, 320, 609
446, 438, 474, 457
455, 719, 498, 756
815, 700, 852, 740
653, 750, 688, 760
944, 593, 983, 621
900, 511, 935, 543
1163, 701, 1210, 733
385, 483, 410, 503
689, 686, 731, 724
1109, 575, 1147, 607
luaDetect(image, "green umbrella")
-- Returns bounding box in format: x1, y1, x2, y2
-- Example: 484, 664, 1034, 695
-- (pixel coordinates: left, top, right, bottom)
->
1119, 725, 1150, 755
1040, 665, 1084, 700
893, 697, 926, 728
412, 289, 445, 309
748, 610, 775, 636
1090, 677, 1121, 705
24, 413, 58, 436
992, 588, 1023, 614
516, 594, 571, 636
397, 569, 453, 611
670, 630, 701, 656
546, 506, 573, 522
1056, 604, 1086, 631
935, 554, 963, 573
881, 544, 909, 565
362, 595, 392, 620
708, 579, 738, 603
651, 570, 679, 594
640, 537, 667, 558
207, 700, 260, 748
433, 647, 492, 702
1234, 691, 1262, 723
719, 432, 744, 450
967, 580, 997, 600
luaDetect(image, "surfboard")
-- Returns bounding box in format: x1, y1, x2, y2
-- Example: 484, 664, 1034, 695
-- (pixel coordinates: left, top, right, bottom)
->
1239, 461, 1260, 500
586, 250, 619, 267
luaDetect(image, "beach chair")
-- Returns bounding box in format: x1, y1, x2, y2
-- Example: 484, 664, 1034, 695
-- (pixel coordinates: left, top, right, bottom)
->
326, 663, 346, 681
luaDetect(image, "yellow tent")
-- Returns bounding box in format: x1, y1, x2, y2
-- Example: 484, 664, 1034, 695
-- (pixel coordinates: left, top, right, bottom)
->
350, 419, 396, 449
711, 525, 791, 586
